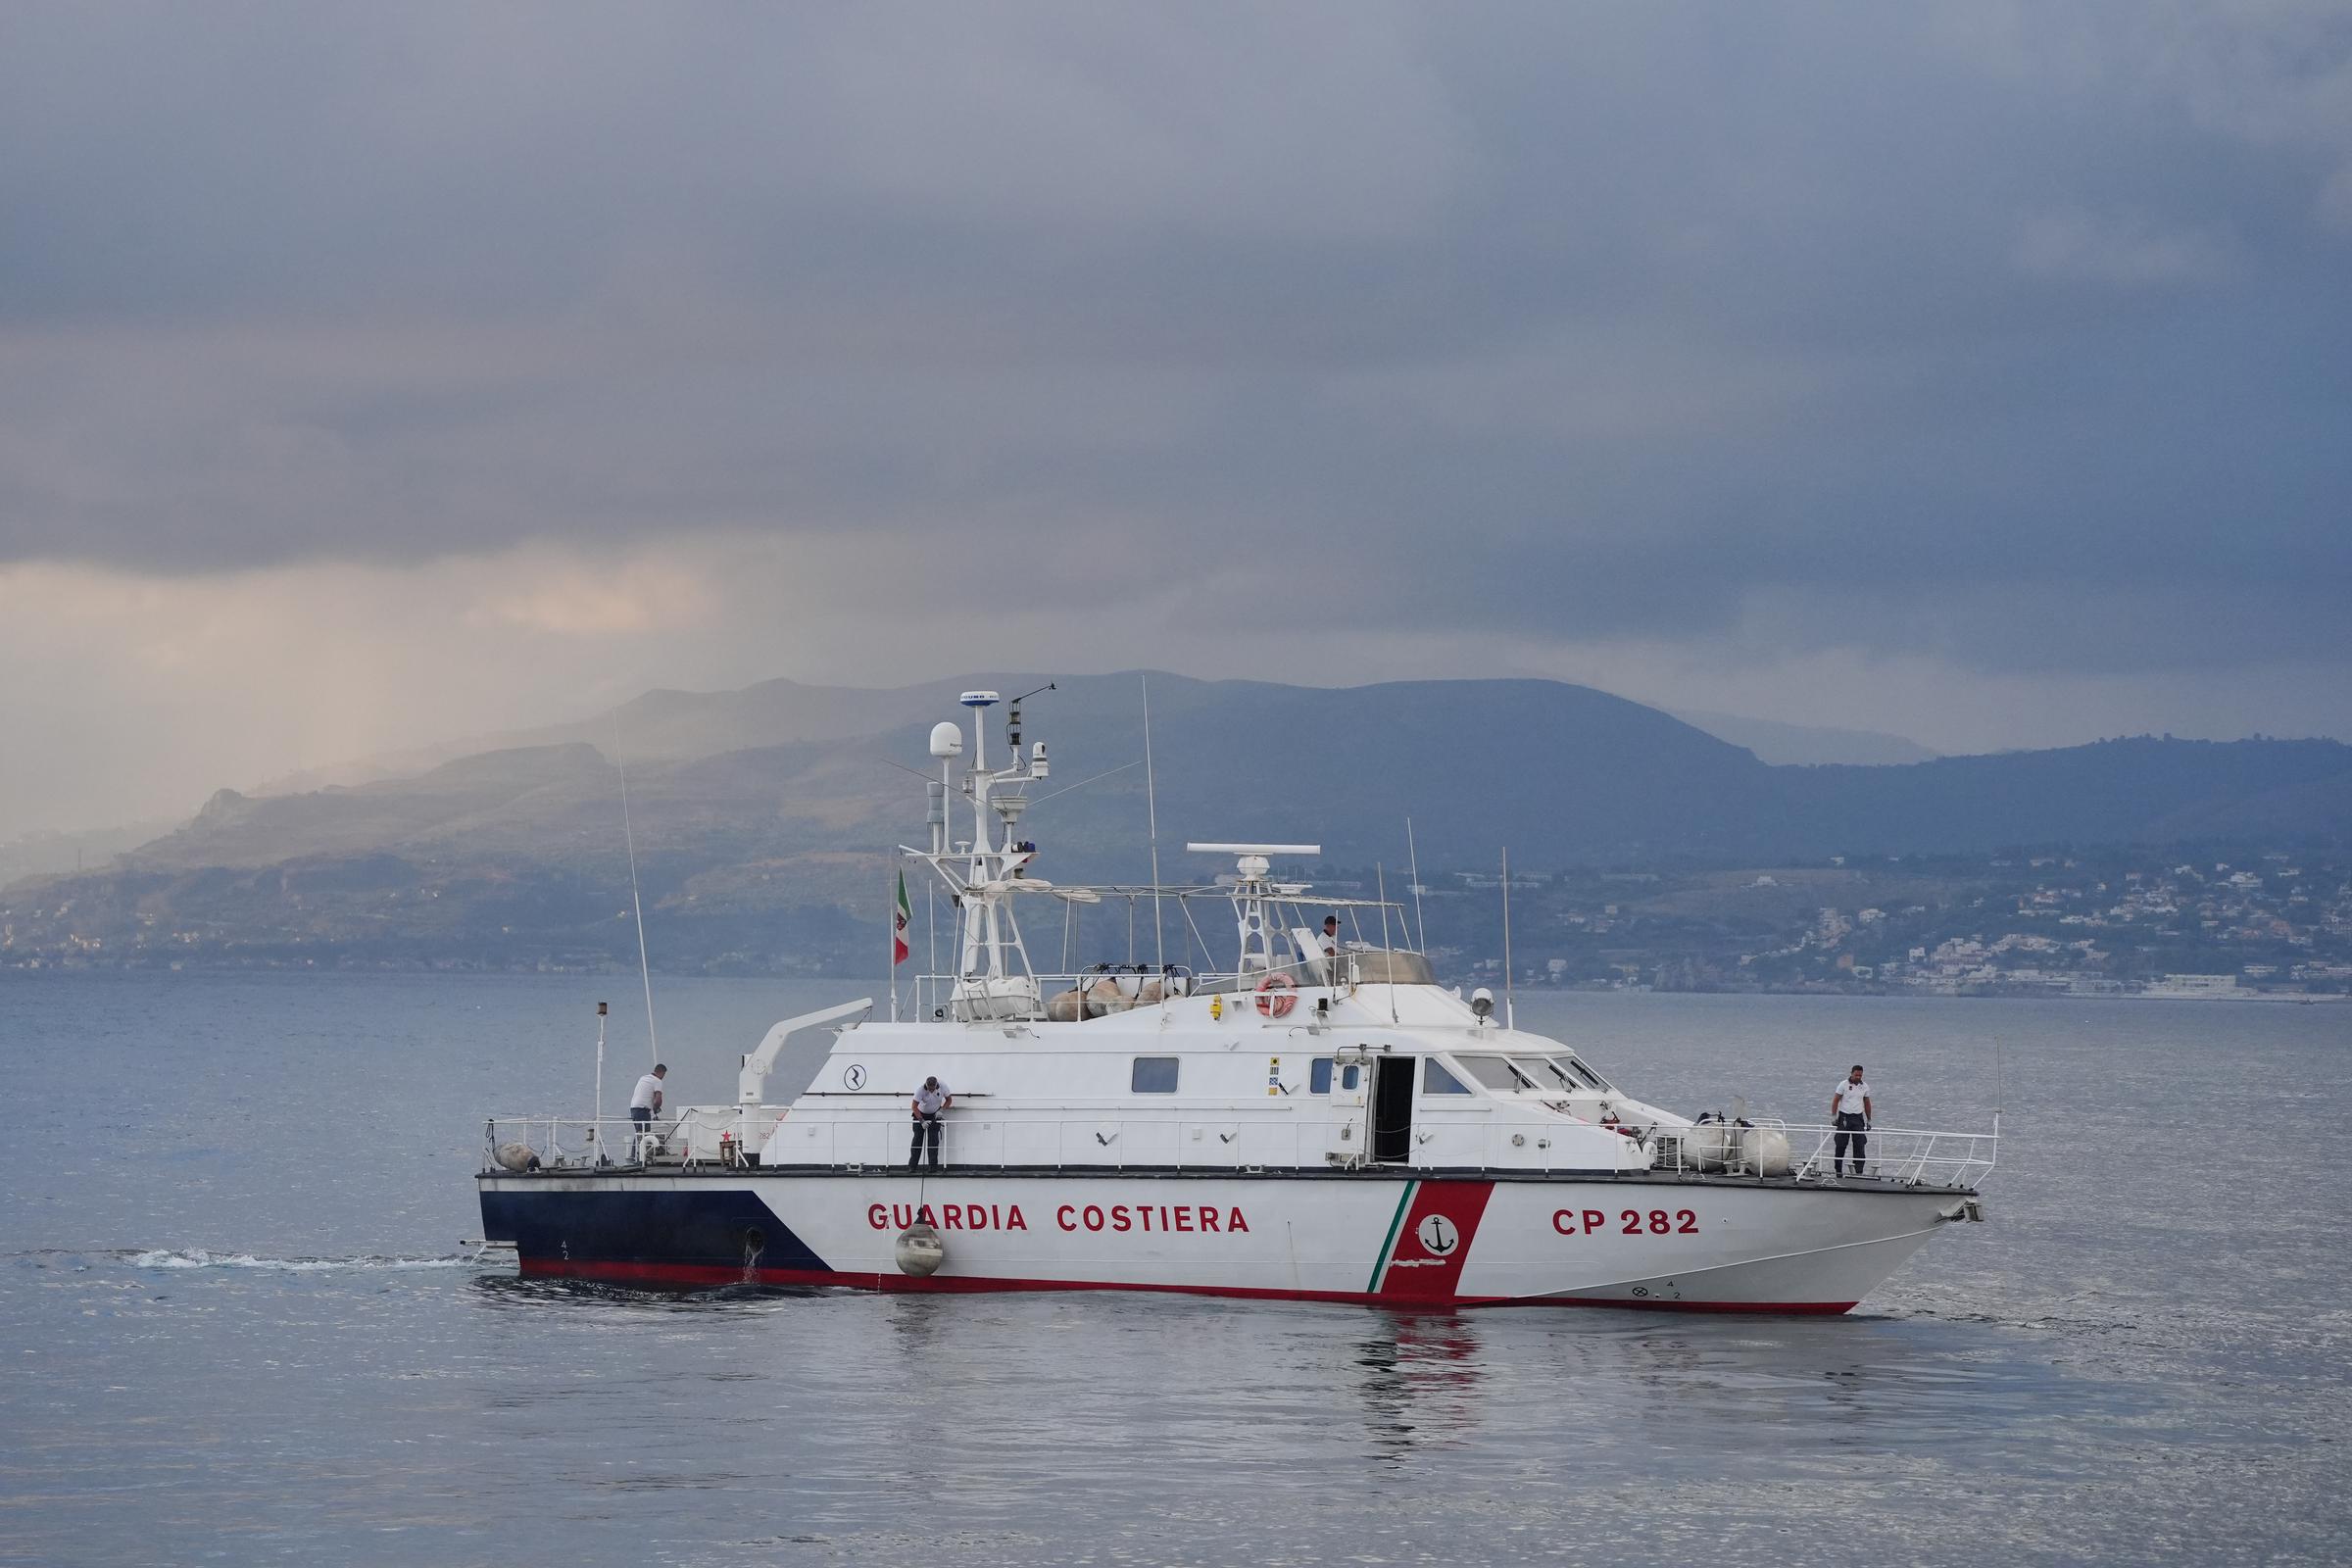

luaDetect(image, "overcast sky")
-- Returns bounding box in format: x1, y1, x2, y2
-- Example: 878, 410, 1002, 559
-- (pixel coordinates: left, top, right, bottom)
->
3, 2, 2349, 835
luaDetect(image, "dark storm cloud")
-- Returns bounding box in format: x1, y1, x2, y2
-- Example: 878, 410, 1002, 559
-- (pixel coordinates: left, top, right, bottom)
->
1, 1, 2347, 676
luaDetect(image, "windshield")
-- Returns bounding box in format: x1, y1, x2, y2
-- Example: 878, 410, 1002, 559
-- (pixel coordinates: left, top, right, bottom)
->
1549, 1054, 1613, 1092
1452, 1054, 1542, 1092
1511, 1057, 1582, 1093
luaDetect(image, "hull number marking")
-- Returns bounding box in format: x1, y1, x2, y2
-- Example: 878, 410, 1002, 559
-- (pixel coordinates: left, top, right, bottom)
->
1552, 1208, 1700, 1236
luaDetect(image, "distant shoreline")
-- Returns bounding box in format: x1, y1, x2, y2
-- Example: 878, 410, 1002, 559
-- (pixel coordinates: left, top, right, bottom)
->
3, 958, 2343, 1004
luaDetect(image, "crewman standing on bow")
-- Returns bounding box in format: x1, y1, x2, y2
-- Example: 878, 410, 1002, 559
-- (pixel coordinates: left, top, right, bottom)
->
1830, 1065, 1873, 1176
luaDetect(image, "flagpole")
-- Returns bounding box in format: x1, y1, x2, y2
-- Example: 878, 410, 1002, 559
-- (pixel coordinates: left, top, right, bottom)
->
889, 865, 914, 1022
889, 865, 900, 1022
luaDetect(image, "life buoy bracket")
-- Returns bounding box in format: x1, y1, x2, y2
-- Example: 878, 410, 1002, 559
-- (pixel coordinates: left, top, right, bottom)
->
1254, 972, 1297, 1018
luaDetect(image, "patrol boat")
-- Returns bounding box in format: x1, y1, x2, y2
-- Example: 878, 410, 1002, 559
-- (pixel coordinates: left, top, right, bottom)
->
477, 689, 1993, 1312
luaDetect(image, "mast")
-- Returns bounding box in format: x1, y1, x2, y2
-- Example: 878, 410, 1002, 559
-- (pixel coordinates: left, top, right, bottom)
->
957, 691, 1001, 981
921, 688, 1050, 1009
1188, 844, 1321, 978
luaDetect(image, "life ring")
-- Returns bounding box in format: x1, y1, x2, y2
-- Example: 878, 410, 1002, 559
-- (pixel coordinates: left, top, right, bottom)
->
1254, 973, 1297, 1018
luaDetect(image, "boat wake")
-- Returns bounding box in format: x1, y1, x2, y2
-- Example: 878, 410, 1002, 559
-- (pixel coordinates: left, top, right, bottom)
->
123, 1248, 476, 1273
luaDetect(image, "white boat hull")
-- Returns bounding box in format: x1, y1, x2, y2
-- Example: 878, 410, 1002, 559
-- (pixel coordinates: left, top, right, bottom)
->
478, 1169, 1964, 1313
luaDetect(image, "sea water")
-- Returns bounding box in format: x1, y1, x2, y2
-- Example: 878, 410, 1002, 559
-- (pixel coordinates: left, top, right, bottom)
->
2, 973, 2347, 1565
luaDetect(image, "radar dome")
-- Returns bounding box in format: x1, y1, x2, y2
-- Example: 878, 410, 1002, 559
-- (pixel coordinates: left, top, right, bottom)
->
929, 722, 964, 759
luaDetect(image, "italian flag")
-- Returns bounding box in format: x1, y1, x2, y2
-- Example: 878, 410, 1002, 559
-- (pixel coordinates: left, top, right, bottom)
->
893, 870, 912, 965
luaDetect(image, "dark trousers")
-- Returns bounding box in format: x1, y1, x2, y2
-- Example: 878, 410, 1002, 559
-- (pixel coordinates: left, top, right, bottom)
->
1834, 1111, 1868, 1174
908, 1113, 942, 1169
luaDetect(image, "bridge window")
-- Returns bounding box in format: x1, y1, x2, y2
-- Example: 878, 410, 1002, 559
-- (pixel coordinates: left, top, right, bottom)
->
1423, 1058, 1471, 1096
1454, 1054, 1542, 1092
1310, 1057, 1334, 1095
1552, 1055, 1613, 1092
1131, 1057, 1180, 1094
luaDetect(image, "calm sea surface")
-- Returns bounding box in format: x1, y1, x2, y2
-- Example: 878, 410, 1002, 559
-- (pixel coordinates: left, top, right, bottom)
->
3, 973, 2348, 1566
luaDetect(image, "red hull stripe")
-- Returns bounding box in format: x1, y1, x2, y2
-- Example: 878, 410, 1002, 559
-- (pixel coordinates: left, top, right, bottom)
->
1375, 1180, 1495, 1302
516, 1257, 1858, 1314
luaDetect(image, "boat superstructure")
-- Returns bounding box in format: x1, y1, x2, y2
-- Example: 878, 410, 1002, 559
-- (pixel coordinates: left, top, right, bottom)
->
478, 688, 1993, 1311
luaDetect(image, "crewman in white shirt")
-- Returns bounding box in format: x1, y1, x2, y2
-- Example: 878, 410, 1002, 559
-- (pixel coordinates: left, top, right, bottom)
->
908, 1076, 953, 1170
1830, 1064, 1872, 1177
629, 1064, 666, 1159
629, 1064, 666, 1121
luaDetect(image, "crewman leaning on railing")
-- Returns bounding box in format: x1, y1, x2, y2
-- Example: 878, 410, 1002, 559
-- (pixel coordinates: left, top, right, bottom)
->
908, 1076, 953, 1170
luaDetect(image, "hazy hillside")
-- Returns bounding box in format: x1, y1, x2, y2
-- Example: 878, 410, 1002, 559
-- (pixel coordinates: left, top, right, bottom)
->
121, 673, 1774, 874
0, 819, 178, 884
5, 672, 2347, 973
1670, 710, 1937, 766
1765, 737, 2352, 854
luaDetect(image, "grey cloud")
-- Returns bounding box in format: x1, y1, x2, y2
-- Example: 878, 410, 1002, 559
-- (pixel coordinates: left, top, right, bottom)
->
0, 1, 2347, 681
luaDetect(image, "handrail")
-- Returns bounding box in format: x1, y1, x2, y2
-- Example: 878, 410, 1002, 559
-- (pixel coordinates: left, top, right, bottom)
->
905, 952, 1443, 1022
481, 1107, 756, 1172
1648, 1118, 1997, 1190
482, 1109, 1994, 1189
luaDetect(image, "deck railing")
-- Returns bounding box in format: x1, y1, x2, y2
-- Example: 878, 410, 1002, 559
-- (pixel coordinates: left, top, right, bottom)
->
1648, 1119, 1997, 1191
904, 952, 1436, 1022
482, 1110, 1995, 1190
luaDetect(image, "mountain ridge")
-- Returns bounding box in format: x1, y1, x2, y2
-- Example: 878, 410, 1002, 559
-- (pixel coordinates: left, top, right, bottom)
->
5, 673, 2345, 974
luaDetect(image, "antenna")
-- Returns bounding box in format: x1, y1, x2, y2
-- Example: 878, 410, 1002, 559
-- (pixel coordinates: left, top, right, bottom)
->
1405, 816, 1427, 952
1499, 846, 1516, 1031
615, 732, 660, 1064
1008, 681, 1054, 758
592, 1000, 608, 1162
1377, 863, 1398, 1024
1141, 675, 1167, 1003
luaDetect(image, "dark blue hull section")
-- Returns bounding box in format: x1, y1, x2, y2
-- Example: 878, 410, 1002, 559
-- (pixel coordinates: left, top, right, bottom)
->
479, 1187, 830, 1275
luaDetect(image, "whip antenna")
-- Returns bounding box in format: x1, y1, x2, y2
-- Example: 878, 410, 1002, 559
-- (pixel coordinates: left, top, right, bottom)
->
1405, 816, 1427, 952
615, 729, 660, 1063
1499, 846, 1516, 1031
1142, 675, 1167, 1004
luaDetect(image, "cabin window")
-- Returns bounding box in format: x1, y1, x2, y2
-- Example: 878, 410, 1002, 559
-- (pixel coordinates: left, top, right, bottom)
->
1341, 1063, 1361, 1091
1423, 1057, 1471, 1096
1131, 1057, 1180, 1094
1310, 1057, 1334, 1095
1454, 1054, 1541, 1092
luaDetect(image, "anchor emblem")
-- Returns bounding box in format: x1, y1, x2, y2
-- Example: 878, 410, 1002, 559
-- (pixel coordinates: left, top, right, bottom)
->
1416, 1215, 1459, 1256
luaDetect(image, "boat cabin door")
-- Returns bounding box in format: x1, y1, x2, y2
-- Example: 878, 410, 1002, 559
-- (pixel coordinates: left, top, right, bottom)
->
1325, 1047, 1376, 1167
1369, 1054, 1415, 1164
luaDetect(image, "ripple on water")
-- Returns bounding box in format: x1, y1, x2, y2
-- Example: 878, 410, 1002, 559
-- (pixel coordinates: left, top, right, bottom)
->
6, 978, 2352, 1567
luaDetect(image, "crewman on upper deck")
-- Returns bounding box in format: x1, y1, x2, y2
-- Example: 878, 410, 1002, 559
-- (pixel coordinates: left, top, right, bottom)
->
629, 1063, 666, 1162
630, 1064, 666, 1128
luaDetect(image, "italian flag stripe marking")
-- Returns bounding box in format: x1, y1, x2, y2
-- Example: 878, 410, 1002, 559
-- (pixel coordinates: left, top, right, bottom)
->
1366, 1180, 1419, 1294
